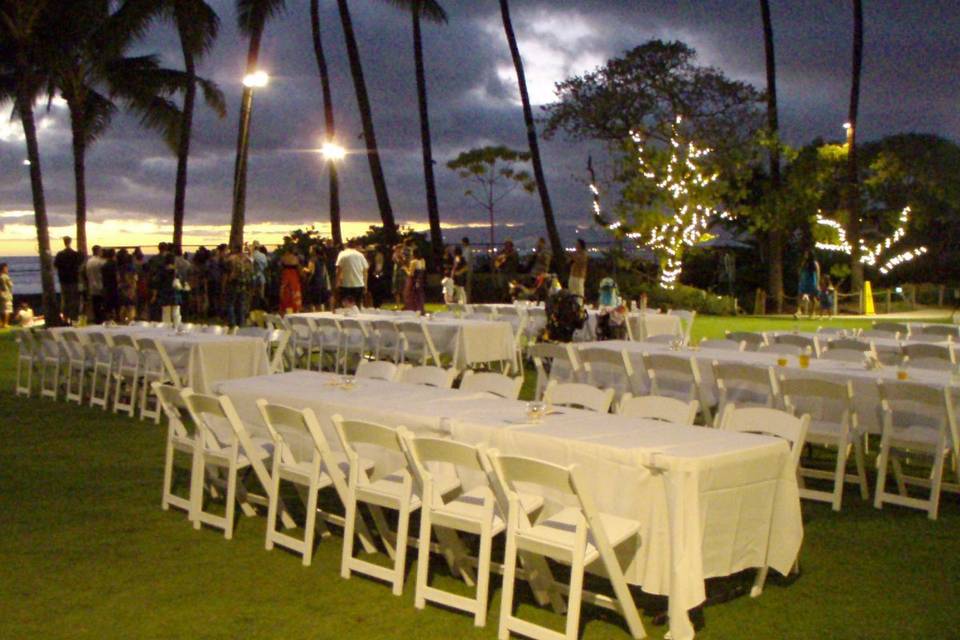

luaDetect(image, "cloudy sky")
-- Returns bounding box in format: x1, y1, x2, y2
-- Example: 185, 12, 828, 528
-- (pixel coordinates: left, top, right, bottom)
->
1, 0, 957, 254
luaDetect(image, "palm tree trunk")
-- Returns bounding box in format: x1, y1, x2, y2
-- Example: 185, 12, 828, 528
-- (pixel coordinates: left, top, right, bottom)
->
760, 0, 783, 312
498, 0, 564, 275
68, 105, 88, 257
412, 2, 443, 266
310, 0, 342, 247
336, 0, 398, 245
172, 34, 197, 253
847, 0, 864, 293
229, 24, 264, 251
17, 90, 57, 322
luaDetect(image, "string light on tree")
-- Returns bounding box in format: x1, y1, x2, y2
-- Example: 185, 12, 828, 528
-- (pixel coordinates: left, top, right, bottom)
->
814, 206, 926, 274
589, 115, 729, 289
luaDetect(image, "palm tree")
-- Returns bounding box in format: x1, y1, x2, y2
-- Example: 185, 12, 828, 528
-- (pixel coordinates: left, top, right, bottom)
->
158, 0, 226, 251
498, 0, 564, 273
229, 0, 286, 251
44, 1, 214, 256
335, 0, 398, 245
382, 0, 447, 264
846, 0, 864, 292
759, 0, 784, 311
0, 0, 58, 322
310, 0, 342, 247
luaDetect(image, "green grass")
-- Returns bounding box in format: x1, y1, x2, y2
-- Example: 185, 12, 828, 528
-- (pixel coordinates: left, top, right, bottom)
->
0, 320, 958, 639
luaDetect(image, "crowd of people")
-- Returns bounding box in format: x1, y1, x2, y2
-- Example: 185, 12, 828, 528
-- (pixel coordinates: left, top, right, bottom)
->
27, 233, 587, 328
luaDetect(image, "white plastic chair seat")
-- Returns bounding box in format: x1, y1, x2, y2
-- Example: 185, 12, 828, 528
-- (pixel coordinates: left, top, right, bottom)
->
359, 471, 460, 511
518, 507, 639, 565
883, 424, 947, 449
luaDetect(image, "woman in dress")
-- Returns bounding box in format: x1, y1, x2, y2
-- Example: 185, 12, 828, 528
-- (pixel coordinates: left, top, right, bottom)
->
303, 244, 330, 311
157, 253, 182, 326
116, 249, 138, 323
100, 248, 119, 322
403, 246, 426, 313
279, 247, 303, 315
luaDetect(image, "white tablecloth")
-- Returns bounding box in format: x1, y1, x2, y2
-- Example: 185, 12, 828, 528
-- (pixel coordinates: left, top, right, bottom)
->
581, 340, 960, 433
289, 312, 515, 370
215, 371, 802, 640
56, 326, 269, 393
469, 304, 682, 342
764, 330, 951, 355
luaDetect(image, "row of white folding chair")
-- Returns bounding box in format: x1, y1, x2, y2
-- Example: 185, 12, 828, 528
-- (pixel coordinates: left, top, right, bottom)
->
617, 393, 698, 424
528, 342, 581, 401
231, 326, 291, 374
459, 370, 523, 399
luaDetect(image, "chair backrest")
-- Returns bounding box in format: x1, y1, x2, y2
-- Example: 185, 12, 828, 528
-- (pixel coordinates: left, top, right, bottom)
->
725, 331, 766, 350
642, 353, 701, 401
59, 330, 88, 361
268, 329, 291, 374
719, 405, 810, 470
181, 389, 237, 450
355, 359, 400, 381
313, 316, 342, 338
774, 333, 820, 356
286, 315, 314, 340
780, 376, 853, 428
398, 364, 457, 388
877, 380, 957, 452
235, 326, 272, 340
399, 429, 490, 510
699, 338, 745, 351
395, 320, 440, 363
543, 380, 614, 413
820, 348, 872, 363
15, 329, 38, 356
339, 317, 370, 339
874, 321, 909, 335
577, 346, 633, 388
826, 338, 873, 352
331, 414, 405, 486
458, 370, 523, 399
902, 343, 955, 364
916, 324, 959, 339
154, 382, 194, 439
617, 393, 697, 424
758, 342, 802, 356
528, 342, 580, 399
110, 333, 138, 348
136, 336, 181, 386
256, 400, 333, 468
816, 326, 853, 337
201, 325, 226, 335
713, 361, 779, 412
667, 309, 696, 344
861, 329, 899, 340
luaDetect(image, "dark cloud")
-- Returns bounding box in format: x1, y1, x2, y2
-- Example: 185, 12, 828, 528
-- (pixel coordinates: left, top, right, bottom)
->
2, 0, 957, 243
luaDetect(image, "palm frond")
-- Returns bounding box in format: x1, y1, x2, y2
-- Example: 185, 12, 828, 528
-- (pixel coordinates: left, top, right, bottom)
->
129, 94, 183, 151
194, 75, 226, 118
380, 0, 447, 24
78, 89, 117, 146
235, 0, 286, 36
175, 0, 220, 58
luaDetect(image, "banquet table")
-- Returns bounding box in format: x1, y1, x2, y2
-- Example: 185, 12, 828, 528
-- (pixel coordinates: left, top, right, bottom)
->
764, 330, 952, 356
53, 325, 269, 392
288, 311, 515, 370
578, 339, 960, 433
468, 303, 682, 342
215, 370, 802, 640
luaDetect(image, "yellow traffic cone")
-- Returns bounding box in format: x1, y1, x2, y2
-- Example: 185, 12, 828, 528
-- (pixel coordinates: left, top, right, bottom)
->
863, 281, 875, 315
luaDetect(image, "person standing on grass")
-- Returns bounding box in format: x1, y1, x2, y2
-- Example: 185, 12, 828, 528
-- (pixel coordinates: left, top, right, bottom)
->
54, 236, 82, 324
403, 246, 426, 313
158, 254, 182, 326
797, 251, 820, 318
223, 246, 253, 327
568, 238, 588, 299
531, 237, 552, 278
84, 245, 106, 324
101, 248, 119, 323
461, 237, 474, 302
278, 245, 303, 316
0, 263, 13, 328
451, 246, 468, 304
336, 239, 369, 309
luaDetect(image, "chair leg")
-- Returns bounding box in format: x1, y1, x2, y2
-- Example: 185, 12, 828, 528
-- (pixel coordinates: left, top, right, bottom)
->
224, 460, 238, 540
341, 493, 358, 580
498, 523, 519, 640
928, 448, 946, 520
564, 550, 586, 640
302, 482, 320, 566
874, 435, 891, 509
853, 437, 870, 500
474, 523, 493, 627
265, 464, 281, 551
161, 437, 175, 510
831, 442, 849, 511
414, 507, 432, 610
392, 500, 412, 596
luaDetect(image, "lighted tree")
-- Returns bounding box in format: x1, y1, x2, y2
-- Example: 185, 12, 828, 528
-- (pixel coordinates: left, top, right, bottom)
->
593, 117, 728, 288
814, 206, 927, 275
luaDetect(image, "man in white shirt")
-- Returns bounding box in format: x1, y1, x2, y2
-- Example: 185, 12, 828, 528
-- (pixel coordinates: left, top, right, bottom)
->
84, 245, 106, 323
335, 239, 369, 307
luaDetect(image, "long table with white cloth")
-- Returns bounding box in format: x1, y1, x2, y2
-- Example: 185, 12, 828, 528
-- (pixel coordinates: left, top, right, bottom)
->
288, 311, 515, 370
52, 325, 269, 392
578, 339, 960, 433
470, 303, 682, 341
215, 370, 802, 640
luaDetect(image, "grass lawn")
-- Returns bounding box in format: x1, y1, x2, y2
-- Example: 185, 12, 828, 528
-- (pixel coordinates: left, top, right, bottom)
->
1, 318, 958, 639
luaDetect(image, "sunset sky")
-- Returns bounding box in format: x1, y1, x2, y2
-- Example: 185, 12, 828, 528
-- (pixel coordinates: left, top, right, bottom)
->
1, 0, 957, 256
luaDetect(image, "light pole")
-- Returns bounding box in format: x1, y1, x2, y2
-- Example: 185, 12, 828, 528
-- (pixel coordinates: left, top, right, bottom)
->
319, 141, 346, 246
229, 70, 269, 251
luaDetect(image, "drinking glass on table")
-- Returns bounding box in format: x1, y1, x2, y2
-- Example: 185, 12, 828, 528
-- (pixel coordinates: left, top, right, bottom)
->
797, 347, 811, 369
525, 401, 546, 423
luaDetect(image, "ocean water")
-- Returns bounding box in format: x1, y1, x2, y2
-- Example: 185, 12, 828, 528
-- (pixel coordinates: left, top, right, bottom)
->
1, 256, 52, 296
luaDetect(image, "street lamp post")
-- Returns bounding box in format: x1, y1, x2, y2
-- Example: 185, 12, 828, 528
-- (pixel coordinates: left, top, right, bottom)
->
229, 71, 269, 251
319, 141, 346, 246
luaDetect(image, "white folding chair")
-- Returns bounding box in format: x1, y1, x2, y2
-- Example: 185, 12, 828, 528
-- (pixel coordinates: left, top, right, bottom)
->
61, 330, 93, 405
874, 321, 909, 337
781, 377, 869, 510
372, 319, 403, 362
528, 342, 581, 401
642, 352, 715, 425
137, 337, 183, 424
902, 343, 955, 370
725, 330, 766, 351
180, 390, 278, 539
826, 338, 873, 352
38, 330, 65, 401
774, 333, 820, 357
313, 316, 343, 371
577, 346, 637, 396
398, 365, 458, 388
111, 334, 140, 417
267, 329, 291, 374
617, 393, 697, 424
874, 381, 959, 520
87, 332, 114, 409
699, 338, 745, 351
915, 324, 959, 339
758, 342, 803, 356
398, 431, 546, 627
543, 380, 614, 413
488, 451, 646, 640
15, 330, 40, 397
396, 320, 441, 366
332, 415, 459, 595
234, 326, 271, 340
718, 404, 810, 597
338, 317, 372, 374
820, 348, 873, 364
459, 370, 523, 399
861, 329, 899, 341
356, 359, 400, 382
155, 383, 198, 518
816, 326, 852, 338
256, 400, 376, 566
713, 361, 780, 423
286, 316, 316, 370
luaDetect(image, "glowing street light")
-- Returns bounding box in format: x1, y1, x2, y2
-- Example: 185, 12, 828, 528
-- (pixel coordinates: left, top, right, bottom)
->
842, 121, 852, 130
22, 159, 31, 166
320, 141, 347, 162
242, 70, 269, 88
